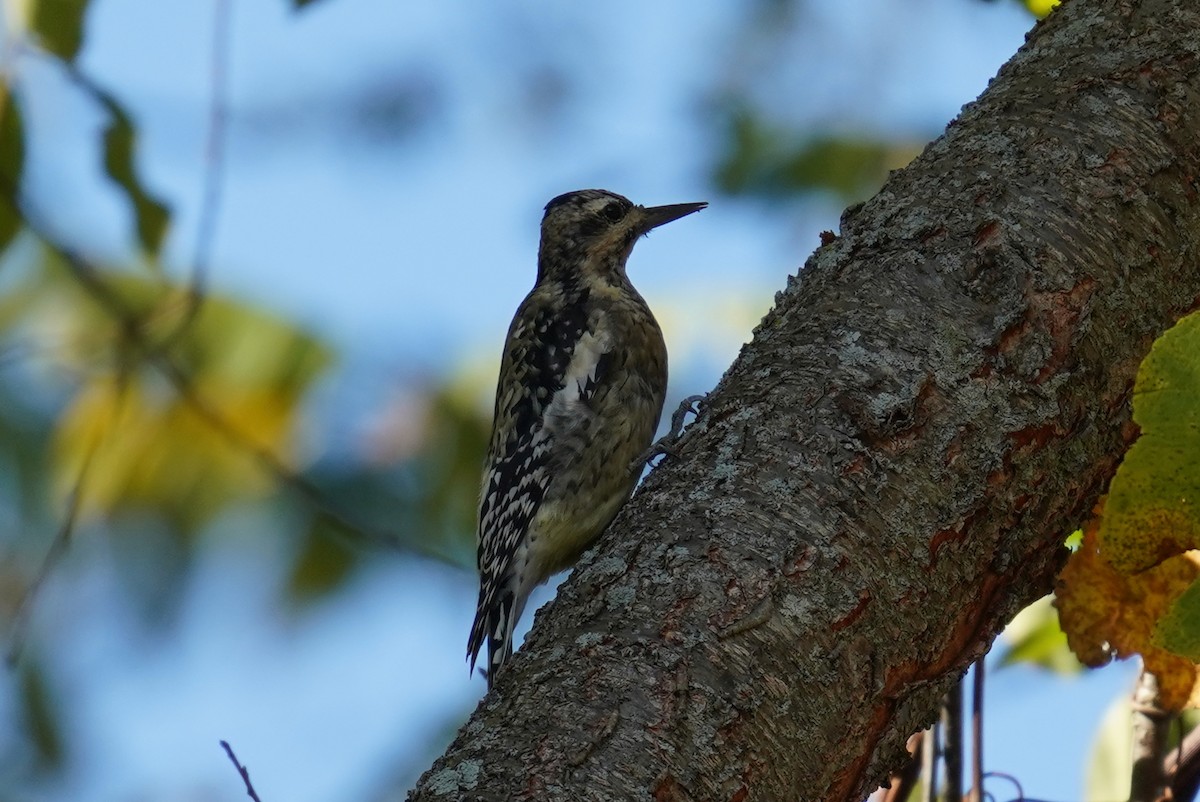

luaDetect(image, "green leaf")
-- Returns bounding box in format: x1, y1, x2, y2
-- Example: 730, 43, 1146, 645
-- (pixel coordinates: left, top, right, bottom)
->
21, 665, 64, 769
1098, 310, 1200, 574
96, 90, 170, 258
287, 522, 361, 601
997, 595, 1082, 674
713, 109, 921, 203
0, 86, 26, 255
1155, 578, 1200, 661
32, 0, 91, 61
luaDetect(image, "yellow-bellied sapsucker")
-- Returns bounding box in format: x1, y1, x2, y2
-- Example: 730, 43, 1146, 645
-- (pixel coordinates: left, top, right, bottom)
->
467, 189, 706, 687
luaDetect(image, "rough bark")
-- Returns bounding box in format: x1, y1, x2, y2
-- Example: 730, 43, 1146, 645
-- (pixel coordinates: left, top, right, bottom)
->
409, 1, 1200, 799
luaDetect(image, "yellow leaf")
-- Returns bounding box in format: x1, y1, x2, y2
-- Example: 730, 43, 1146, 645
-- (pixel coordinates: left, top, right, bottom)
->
1056, 516, 1200, 710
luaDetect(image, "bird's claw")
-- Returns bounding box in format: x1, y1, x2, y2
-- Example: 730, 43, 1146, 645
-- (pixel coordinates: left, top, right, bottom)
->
631, 393, 708, 474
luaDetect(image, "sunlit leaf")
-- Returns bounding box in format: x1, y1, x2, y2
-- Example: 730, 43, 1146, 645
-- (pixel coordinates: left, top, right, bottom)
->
95, 91, 170, 258
0, 85, 26, 255
50, 272, 333, 531
1099, 311, 1200, 574
1055, 313, 1200, 707
1025, 0, 1061, 19
1055, 517, 1200, 710
998, 595, 1081, 674
32, 0, 91, 61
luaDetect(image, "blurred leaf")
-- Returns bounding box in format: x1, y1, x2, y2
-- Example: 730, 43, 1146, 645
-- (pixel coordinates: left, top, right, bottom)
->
1084, 693, 1132, 802
32, 0, 91, 61
0, 85, 26, 256
294, 383, 489, 568
1056, 516, 1200, 710
49, 271, 333, 532
288, 522, 360, 601
292, 0, 325, 8
1098, 311, 1200, 574
95, 91, 170, 258
1025, 0, 1061, 18
1082, 694, 1200, 802
21, 665, 63, 769
998, 595, 1081, 674
713, 109, 921, 202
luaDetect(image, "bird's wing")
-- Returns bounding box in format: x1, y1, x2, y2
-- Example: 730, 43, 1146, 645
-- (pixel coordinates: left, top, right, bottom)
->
468, 289, 614, 677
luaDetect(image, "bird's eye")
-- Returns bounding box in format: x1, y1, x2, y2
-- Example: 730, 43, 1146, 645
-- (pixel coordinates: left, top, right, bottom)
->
601, 202, 626, 223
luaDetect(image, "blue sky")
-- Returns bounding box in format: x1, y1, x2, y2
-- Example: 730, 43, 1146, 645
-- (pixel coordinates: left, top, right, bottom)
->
1, 0, 1143, 799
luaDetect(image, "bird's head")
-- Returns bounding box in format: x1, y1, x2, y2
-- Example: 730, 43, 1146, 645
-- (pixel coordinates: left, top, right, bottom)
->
536, 189, 706, 284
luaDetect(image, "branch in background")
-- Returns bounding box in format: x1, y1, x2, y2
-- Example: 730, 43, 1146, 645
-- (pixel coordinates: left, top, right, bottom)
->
920, 725, 938, 802
971, 659, 985, 802
0, 170, 410, 654
1131, 669, 1171, 802
58, 229, 405, 553
1165, 718, 1200, 802
5, 372, 128, 665
166, 0, 231, 342
220, 740, 264, 802
942, 679, 964, 802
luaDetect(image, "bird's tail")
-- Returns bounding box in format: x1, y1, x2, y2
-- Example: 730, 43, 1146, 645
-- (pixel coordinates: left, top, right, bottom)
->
467, 585, 519, 689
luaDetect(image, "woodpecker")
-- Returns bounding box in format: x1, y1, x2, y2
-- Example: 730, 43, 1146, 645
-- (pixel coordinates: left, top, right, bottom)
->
467, 189, 706, 688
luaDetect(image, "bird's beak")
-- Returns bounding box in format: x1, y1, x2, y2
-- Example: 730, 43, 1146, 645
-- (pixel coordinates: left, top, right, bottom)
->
635, 201, 708, 235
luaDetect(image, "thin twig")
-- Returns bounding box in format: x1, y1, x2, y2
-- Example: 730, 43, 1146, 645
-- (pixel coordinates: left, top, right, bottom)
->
168, 0, 232, 341
921, 725, 938, 802
151, 352, 398, 549
220, 740, 264, 802
972, 658, 985, 802
6, 373, 126, 665
0, 172, 405, 556
943, 679, 964, 802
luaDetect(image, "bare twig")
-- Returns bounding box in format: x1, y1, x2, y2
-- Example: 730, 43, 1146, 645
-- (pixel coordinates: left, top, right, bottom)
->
921, 725, 938, 802
220, 740, 264, 802
168, 0, 232, 340
6, 373, 127, 665
943, 680, 964, 802
971, 658, 985, 802
0, 166, 404, 555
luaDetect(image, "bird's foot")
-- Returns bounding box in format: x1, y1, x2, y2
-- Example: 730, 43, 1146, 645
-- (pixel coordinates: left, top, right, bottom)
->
631, 393, 708, 473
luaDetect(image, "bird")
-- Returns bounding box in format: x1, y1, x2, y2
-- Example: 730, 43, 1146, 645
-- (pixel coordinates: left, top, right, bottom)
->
467, 188, 706, 688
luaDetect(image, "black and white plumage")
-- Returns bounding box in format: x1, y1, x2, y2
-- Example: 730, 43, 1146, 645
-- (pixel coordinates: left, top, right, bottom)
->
467, 189, 706, 688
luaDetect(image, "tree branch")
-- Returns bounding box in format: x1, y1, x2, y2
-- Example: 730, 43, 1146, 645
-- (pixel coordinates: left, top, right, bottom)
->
220, 740, 264, 802
1131, 670, 1171, 802
410, 0, 1200, 798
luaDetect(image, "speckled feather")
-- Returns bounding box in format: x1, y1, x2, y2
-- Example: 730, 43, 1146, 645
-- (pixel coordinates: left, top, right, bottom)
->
467, 190, 702, 687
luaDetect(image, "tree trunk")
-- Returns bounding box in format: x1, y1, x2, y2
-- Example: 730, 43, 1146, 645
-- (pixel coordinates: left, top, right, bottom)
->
408, 1, 1200, 799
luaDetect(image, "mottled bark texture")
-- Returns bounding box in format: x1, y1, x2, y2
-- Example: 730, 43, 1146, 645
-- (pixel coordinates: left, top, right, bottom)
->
410, 1, 1200, 800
